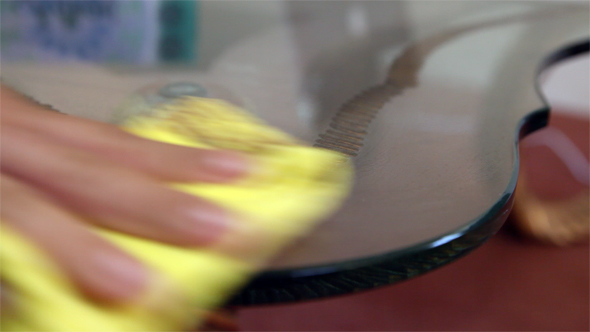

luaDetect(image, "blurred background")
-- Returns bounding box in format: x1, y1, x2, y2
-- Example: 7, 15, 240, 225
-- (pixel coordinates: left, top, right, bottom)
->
1, 1, 588, 330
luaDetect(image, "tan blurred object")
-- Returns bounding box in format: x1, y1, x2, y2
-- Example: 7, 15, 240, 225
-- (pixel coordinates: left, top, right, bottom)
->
195, 308, 239, 332
512, 113, 589, 246
512, 173, 589, 246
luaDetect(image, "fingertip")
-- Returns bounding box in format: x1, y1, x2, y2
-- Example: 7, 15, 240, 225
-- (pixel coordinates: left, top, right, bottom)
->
182, 205, 232, 245
198, 151, 252, 181
79, 246, 148, 304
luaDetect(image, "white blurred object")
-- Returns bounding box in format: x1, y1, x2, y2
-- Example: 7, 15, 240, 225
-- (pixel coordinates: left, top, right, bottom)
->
528, 54, 590, 186
541, 55, 589, 117
523, 127, 589, 185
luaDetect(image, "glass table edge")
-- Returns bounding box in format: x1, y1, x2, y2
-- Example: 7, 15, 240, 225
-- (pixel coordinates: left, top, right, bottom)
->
230, 39, 590, 306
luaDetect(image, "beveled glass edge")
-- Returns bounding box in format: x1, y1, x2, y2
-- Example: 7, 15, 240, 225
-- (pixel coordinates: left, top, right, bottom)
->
230, 38, 590, 306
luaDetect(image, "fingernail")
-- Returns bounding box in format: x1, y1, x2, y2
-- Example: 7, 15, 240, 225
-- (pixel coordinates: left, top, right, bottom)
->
93, 250, 147, 299
200, 152, 251, 178
212, 219, 269, 263
185, 207, 231, 244
137, 274, 188, 320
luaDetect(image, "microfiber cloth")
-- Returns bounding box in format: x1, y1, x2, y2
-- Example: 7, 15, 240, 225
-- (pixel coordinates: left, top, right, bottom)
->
1, 97, 353, 331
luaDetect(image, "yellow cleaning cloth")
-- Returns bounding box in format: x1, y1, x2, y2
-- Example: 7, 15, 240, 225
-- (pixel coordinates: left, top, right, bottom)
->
0, 97, 353, 331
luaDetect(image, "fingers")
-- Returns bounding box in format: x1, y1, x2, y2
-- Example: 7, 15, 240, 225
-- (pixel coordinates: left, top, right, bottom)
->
0, 174, 147, 304
0, 89, 250, 183
1, 126, 232, 246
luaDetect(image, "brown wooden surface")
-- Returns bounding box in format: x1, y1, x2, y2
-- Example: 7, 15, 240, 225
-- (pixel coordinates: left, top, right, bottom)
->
237, 112, 589, 331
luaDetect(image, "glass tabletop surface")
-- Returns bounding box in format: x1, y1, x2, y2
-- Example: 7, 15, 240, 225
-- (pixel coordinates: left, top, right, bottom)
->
2, 0, 589, 303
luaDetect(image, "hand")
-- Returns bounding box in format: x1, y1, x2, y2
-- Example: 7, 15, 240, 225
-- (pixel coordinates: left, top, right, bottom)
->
0, 85, 250, 304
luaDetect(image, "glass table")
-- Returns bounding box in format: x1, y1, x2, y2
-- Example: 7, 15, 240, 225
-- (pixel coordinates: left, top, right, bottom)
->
2, 0, 588, 306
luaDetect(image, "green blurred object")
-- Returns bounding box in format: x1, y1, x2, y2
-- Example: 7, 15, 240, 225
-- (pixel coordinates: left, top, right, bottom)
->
158, 0, 198, 63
